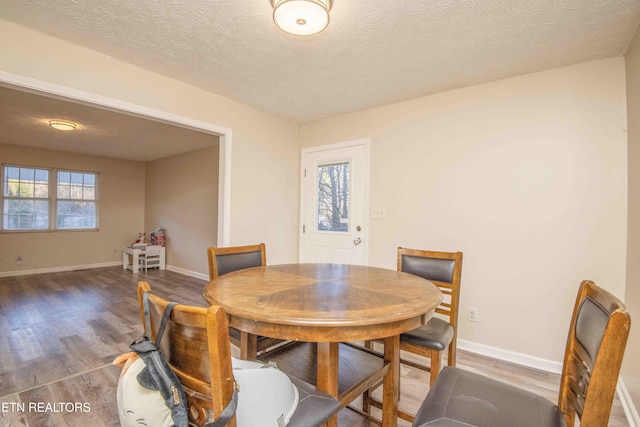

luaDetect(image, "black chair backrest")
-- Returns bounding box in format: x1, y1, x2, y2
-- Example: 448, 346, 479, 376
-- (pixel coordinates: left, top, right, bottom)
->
558, 280, 631, 426
216, 250, 263, 277
401, 254, 456, 283
207, 243, 266, 280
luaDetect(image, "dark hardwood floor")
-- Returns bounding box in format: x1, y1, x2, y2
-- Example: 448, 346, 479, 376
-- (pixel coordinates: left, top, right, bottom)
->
0, 267, 630, 426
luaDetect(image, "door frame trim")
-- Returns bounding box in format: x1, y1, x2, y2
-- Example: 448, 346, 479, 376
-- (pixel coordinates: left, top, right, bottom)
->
299, 138, 371, 264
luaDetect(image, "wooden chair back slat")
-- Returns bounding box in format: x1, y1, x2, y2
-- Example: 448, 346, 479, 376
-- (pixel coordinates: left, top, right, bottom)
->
137, 281, 237, 427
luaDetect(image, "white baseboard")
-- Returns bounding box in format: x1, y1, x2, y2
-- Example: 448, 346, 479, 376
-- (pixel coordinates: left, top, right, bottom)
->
0, 262, 209, 281
458, 338, 563, 374
618, 378, 640, 427
459, 339, 639, 426
165, 265, 208, 281
0, 261, 121, 278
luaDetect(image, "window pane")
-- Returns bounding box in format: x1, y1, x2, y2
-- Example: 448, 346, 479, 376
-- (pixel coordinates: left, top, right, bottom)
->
34, 204, 49, 227
84, 187, 95, 200
19, 199, 34, 214
5, 167, 20, 180
317, 162, 350, 232
3, 166, 48, 199
70, 185, 83, 199
57, 171, 97, 199
58, 171, 71, 184
5, 180, 17, 196
58, 184, 70, 199
83, 203, 96, 227
19, 214, 34, 229
20, 168, 35, 181
18, 181, 34, 197
2, 199, 48, 230
34, 183, 48, 197
71, 172, 83, 184
6, 199, 19, 214
4, 167, 20, 197
57, 201, 96, 229
35, 169, 49, 184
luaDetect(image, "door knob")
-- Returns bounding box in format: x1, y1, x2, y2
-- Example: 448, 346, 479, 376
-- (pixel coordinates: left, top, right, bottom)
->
353, 237, 362, 246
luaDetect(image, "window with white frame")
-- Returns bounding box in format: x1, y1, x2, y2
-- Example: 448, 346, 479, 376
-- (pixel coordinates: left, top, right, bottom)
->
2, 165, 98, 231
56, 170, 97, 229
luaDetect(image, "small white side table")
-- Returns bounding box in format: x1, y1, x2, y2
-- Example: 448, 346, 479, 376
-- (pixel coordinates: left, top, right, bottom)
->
122, 246, 166, 273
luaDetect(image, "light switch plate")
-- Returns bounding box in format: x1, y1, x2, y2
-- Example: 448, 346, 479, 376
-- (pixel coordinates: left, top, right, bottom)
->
371, 207, 386, 219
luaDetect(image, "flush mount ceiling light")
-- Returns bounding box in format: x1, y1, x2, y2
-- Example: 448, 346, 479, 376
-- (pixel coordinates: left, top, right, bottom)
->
272, 0, 331, 36
48, 120, 77, 131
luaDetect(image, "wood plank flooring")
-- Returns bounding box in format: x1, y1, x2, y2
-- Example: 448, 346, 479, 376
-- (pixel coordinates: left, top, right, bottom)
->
0, 267, 630, 426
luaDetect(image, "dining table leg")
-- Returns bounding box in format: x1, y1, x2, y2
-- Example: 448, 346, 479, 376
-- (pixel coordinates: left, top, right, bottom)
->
317, 342, 340, 427
239, 331, 258, 360
382, 335, 400, 427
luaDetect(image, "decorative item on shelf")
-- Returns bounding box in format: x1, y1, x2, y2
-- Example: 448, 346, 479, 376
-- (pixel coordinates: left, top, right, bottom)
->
132, 232, 147, 248
150, 228, 166, 247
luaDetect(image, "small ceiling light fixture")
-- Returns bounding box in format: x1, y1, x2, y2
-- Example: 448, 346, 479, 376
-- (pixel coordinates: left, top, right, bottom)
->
48, 120, 77, 131
272, 0, 331, 36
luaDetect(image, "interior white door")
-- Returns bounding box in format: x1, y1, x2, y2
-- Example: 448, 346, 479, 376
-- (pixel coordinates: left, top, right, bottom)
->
300, 141, 369, 264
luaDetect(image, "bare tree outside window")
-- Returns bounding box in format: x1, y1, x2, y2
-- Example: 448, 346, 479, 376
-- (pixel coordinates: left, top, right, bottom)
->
317, 162, 349, 232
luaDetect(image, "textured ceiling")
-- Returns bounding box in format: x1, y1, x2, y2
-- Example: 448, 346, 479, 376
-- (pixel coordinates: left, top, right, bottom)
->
0, 86, 218, 162
1, 0, 639, 124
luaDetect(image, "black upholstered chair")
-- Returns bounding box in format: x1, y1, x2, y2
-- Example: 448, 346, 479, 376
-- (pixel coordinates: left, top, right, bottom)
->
207, 243, 287, 360
412, 280, 631, 427
395, 247, 463, 385
362, 247, 462, 423
207, 243, 266, 280
137, 282, 340, 427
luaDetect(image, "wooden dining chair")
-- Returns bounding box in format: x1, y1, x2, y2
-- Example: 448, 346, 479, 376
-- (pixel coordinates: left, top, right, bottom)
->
207, 243, 285, 359
207, 243, 266, 280
395, 247, 463, 385
137, 281, 341, 427
362, 247, 462, 422
412, 280, 631, 427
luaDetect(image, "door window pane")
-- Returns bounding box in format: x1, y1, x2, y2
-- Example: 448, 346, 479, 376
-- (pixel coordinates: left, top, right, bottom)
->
317, 161, 349, 232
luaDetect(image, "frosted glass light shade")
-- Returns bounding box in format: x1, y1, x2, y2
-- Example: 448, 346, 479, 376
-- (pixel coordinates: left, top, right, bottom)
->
48, 120, 77, 131
272, 0, 331, 36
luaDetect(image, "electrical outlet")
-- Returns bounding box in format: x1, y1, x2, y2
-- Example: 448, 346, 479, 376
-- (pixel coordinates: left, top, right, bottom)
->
371, 207, 386, 219
16, 255, 23, 266
468, 306, 479, 322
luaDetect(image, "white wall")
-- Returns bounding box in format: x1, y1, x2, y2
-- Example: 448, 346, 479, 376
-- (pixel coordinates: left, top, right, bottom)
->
0, 19, 301, 264
145, 146, 219, 276
301, 58, 628, 362
0, 17, 631, 368
624, 23, 640, 414
0, 143, 145, 274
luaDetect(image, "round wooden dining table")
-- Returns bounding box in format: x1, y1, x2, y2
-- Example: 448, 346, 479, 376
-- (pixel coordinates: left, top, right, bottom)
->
203, 263, 442, 427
